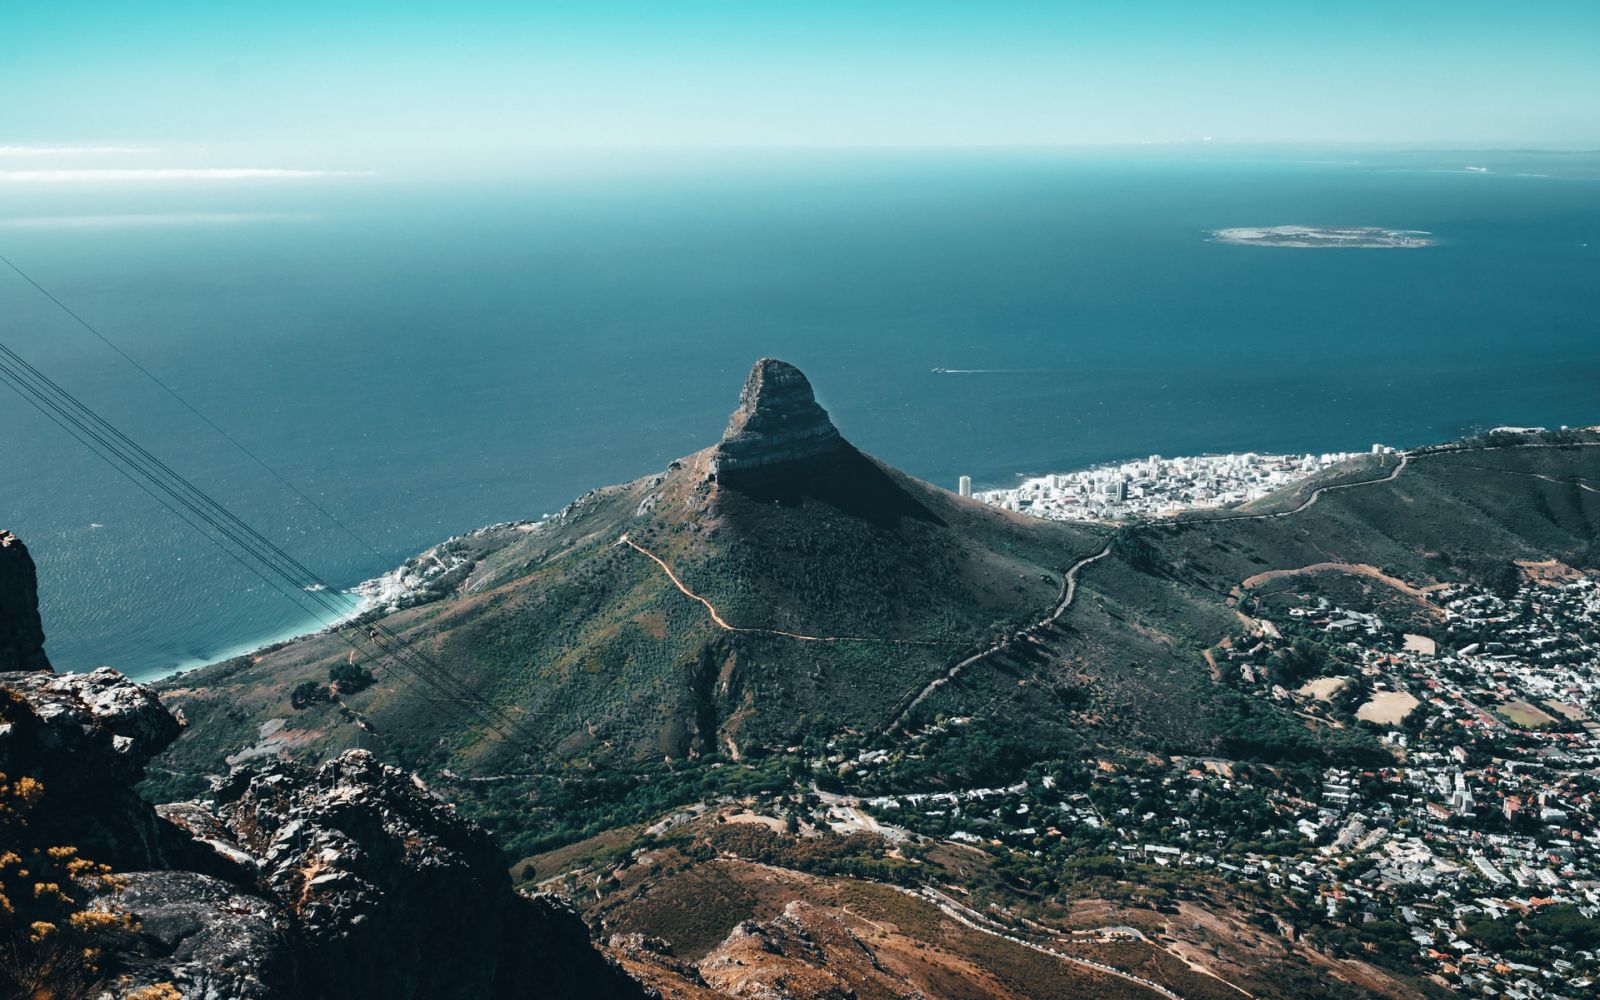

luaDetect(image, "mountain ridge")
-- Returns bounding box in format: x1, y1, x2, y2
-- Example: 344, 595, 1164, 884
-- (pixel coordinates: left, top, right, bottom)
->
149, 366, 1599, 869
154, 359, 1100, 777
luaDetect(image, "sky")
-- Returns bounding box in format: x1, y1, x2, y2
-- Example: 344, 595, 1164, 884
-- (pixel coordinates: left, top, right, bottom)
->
2, 1, 1599, 175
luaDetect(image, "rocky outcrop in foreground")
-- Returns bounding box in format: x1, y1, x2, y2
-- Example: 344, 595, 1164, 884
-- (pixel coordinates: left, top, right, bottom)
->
0, 666, 645, 999
711, 358, 846, 475
0, 530, 50, 671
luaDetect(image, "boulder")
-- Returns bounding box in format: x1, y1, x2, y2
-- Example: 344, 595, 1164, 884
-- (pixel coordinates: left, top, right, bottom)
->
0, 669, 646, 999
0, 667, 181, 869
104, 870, 301, 1000
0, 528, 645, 998
204, 750, 647, 999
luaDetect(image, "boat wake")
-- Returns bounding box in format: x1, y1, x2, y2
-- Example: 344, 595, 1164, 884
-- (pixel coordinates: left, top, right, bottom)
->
930, 367, 1049, 375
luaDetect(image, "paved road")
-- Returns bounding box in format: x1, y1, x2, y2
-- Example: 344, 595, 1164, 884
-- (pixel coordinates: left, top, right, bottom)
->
1198, 450, 1409, 523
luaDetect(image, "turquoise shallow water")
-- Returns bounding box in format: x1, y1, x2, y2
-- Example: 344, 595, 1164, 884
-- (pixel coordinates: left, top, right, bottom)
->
2, 152, 1596, 679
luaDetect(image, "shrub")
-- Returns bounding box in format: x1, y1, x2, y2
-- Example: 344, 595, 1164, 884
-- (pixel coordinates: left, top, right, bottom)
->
0, 770, 134, 999
290, 679, 328, 709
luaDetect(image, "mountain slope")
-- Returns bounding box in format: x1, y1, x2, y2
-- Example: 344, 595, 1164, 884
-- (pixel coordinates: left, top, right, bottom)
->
158, 360, 1103, 778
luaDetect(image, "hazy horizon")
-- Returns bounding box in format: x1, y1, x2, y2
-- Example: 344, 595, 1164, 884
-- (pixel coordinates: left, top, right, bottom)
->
7, 1, 1600, 180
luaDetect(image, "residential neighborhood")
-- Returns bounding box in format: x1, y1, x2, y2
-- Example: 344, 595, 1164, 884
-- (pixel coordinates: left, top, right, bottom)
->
973, 450, 1376, 521
791, 569, 1600, 998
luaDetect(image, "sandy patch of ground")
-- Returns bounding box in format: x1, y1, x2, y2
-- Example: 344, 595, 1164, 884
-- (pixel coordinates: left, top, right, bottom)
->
724, 811, 786, 833
1297, 677, 1349, 702
1356, 691, 1419, 725
1515, 559, 1583, 585
634, 610, 668, 639
1402, 634, 1436, 655
1240, 563, 1446, 618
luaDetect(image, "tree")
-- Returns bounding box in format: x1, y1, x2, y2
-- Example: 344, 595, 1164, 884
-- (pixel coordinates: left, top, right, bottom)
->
1272, 640, 1327, 687
290, 679, 328, 709
329, 661, 375, 695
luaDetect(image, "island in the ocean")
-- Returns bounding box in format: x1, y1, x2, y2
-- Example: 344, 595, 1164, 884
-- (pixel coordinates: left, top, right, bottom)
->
1212, 224, 1432, 248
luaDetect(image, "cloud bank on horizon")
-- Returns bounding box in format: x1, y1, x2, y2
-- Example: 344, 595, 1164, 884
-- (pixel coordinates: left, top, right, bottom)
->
0, 168, 373, 183
3, 1, 1597, 171
0, 213, 321, 229
0, 146, 162, 157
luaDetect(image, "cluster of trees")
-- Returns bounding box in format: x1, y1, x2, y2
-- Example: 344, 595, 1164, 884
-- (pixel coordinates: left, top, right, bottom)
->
1465, 903, 1600, 957
1271, 639, 1329, 687
1110, 526, 1161, 574
850, 715, 1062, 794
456, 755, 793, 860
329, 661, 374, 694
289, 661, 376, 709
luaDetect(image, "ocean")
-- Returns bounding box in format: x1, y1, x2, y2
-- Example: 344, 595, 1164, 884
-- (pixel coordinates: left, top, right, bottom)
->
2, 150, 1596, 680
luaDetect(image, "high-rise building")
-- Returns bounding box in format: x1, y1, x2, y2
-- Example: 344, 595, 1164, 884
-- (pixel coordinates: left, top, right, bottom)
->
958, 475, 972, 497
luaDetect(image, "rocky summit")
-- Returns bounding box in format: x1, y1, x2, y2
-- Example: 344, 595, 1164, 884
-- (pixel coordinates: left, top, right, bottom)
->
711, 358, 845, 476
0, 530, 49, 671
0, 598, 645, 999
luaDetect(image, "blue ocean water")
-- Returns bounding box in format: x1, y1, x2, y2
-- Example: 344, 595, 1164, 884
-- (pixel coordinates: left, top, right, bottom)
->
2, 152, 1596, 679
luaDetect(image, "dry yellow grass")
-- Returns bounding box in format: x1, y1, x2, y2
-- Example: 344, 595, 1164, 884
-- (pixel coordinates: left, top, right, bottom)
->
1356, 691, 1419, 724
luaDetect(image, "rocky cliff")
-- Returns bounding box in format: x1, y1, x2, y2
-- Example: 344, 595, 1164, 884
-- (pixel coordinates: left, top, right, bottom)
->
710, 358, 846, 476
0, 663, 646, 999
0, 530, 49, 671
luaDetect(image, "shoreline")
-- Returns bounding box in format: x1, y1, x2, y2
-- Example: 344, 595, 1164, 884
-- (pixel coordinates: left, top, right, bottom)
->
1211, 224, 1432, 248
146, 519, 541, 684
144, 589, 367, 683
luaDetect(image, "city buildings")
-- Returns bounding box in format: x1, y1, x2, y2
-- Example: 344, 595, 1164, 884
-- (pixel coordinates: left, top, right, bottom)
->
973, 451, 1376, 522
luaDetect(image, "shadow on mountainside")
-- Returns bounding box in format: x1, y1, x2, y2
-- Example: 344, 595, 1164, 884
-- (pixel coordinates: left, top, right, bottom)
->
716, 444, 945, 530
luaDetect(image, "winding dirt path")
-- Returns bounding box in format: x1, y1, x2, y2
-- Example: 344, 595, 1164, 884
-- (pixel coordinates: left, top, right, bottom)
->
883, 450, 1447, 732
1234, 562, 1449, 620
881, 543, 1113, 733
1238, 562, 1447, 597
619, 534, 944, 645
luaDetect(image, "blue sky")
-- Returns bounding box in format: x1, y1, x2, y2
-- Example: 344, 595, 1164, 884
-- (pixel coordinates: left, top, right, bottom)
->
3, 1, 1598, 171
